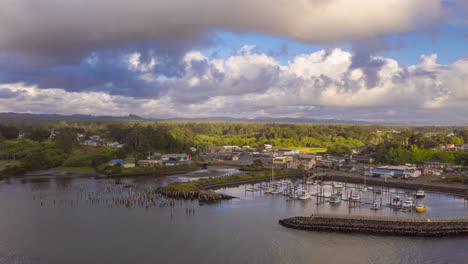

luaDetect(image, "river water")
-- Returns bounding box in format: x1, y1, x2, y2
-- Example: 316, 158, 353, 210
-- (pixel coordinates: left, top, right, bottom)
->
1, 168, 467, 264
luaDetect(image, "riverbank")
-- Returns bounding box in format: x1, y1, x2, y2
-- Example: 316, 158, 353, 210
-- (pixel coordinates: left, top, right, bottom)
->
279, 215, 468, 237
319, 172, 468, 197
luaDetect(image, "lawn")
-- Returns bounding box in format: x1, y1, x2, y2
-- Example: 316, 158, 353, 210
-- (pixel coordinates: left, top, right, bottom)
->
277, 146, 327, 153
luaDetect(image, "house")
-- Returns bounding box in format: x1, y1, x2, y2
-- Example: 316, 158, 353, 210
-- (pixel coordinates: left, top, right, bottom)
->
106, 141, 124, 148
231, 155, 240, 161
287, 157, 316, 170
264, 144, 273, 149
106, 159, 135, 168
81, 140, 98, 146
49, 129, 57, 139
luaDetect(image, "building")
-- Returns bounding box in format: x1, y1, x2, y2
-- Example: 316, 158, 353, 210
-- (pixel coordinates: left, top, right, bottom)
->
350, 155, 374, 164
264, 144, 273, 150
161, 154, 191, 161
367, 165, 421, 179
106, 159, 135, 168
287, 157, 316, 170
106, 141, 124, 148
278, 149, 300, 157
137, 160, 163, 167
81, 140, 98, 146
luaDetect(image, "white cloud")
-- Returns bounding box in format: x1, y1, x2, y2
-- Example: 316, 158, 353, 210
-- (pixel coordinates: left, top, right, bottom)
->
1, 47, 467, 123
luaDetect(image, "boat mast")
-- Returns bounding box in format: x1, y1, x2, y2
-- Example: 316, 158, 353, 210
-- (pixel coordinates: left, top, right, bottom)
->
272, 164, 274, 182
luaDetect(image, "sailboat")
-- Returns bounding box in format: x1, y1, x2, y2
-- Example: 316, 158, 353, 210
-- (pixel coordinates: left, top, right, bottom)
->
264, 165, 275, 194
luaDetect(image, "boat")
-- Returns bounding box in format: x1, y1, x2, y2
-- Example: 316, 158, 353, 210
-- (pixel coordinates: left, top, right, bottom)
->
271, 187, 284, 194
367, 186, 373, 190
391, 196, 402, 207
374, 189, 382, 195
333, 182, 344, 189
350, 194, 361, 201
402, 197, 415, 209
329, 192, 342, 203
370, 202, 381, 210
264, 187, 275, 194
299, 191, 311, 200
415, 190, 425, 198
415, 204, 427, 213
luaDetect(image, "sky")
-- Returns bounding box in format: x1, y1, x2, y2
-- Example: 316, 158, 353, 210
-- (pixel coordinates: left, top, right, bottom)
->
0, 0, 467, 124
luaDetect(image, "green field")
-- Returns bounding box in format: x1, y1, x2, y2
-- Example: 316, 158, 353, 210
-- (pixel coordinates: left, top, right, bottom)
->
277, 147, 327, 153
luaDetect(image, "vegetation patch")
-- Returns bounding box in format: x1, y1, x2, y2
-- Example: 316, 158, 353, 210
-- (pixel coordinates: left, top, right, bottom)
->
163, 170, 287, 192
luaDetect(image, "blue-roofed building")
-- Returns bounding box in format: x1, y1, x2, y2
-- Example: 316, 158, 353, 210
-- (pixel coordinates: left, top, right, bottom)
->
366, 166, 421, 179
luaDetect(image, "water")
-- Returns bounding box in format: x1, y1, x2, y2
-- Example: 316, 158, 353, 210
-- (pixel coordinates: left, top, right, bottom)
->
1, 169, 467, 264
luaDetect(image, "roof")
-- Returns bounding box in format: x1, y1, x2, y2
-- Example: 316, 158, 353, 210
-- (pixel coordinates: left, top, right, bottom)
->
106, 159, 134, 165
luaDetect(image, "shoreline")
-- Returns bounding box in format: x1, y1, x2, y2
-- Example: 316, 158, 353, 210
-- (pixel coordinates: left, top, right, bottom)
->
279, 215, 468, 237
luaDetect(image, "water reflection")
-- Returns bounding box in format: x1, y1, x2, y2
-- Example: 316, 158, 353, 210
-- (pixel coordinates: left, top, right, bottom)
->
0, 170, 467, 264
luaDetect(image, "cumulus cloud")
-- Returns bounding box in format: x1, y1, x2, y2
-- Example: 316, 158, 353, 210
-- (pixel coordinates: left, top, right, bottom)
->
1, 48, 467, 123
0, 0, 447, 61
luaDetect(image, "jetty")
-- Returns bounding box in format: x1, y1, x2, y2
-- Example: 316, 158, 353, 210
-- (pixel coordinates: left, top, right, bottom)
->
279, 214, 468, 237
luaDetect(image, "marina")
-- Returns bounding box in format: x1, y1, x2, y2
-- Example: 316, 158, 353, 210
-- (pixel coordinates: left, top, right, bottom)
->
1, 167, 468, 263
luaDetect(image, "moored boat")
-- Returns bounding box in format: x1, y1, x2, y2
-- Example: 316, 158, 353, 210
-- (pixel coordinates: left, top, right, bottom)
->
415, 190, 425, 198
329, 192, 342, 203
402, 197, 415, 210
370, 202, 381, 210
333, 182, 344, 189
350, 194, 360, 201
415, 204, 427, 213
391, 196, 402, 207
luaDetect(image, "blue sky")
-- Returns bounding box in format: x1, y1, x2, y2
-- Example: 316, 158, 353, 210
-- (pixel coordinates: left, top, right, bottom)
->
0, 0, 467, 124
206, 24, 468, 66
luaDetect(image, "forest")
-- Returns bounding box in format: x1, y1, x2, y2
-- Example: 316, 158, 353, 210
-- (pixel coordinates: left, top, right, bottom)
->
1, 120, 468, 175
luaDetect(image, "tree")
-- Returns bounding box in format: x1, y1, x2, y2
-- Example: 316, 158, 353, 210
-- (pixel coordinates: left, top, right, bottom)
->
55, 128, 79, 153
0, 132, 5, 143
252, 159, 263, 168
29, 127, 50, 142
327, 144, 351, 156
0, 125, 19, 139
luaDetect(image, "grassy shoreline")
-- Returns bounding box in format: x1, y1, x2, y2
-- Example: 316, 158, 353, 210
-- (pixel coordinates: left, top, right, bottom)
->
163, 170, 292, 192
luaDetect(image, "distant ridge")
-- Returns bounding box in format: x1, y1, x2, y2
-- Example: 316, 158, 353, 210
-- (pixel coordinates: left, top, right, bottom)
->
1, 112, 464, 126
0, 112, 376, 125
